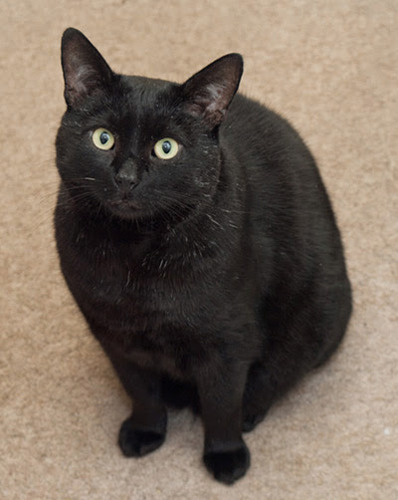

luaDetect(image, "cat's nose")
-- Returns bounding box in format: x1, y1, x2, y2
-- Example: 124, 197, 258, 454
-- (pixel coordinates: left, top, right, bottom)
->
114, 162, 139, 192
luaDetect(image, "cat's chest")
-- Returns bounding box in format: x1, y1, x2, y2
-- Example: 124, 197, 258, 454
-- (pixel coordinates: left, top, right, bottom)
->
68, 238, 204, 327
79, 256, 214, 377
59, 213, 244, 336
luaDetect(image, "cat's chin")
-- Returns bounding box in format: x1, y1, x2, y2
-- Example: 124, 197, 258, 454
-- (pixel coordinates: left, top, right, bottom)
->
106, 199, 146, 221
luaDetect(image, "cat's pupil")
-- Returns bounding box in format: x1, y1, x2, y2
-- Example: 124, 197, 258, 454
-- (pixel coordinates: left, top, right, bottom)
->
100, 131, 110, 144
162, 141, 171, 154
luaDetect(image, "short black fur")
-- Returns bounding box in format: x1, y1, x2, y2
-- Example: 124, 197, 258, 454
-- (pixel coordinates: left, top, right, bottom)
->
55, 28, 352, 484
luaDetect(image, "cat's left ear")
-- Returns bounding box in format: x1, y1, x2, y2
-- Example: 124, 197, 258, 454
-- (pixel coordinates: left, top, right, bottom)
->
181, 53, 243, 129
61, 28, 114, 108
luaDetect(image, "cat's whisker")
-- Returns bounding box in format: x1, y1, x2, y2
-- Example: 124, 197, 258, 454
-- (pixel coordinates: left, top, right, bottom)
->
206, 213, 223, 230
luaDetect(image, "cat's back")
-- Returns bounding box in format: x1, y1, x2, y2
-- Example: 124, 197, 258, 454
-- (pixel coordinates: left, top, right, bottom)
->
221, 93, 349, 287
221, 92, 327, 220
222, 93, 315, 173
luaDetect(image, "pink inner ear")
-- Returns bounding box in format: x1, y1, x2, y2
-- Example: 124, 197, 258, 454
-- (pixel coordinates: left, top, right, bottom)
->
71, 65, 98, 94
64, 64, 102, 106
186, 83, 231, 126
62, 29, 114, 107
205, 83, 228, 113
181, 54, 243, 128
70, 65, 94, 94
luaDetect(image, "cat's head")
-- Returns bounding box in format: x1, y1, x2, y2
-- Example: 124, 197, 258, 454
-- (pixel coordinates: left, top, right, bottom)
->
56, 28, 243, 223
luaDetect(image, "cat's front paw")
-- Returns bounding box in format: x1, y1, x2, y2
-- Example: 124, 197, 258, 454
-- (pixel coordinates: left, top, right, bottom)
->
203, 441, 250, 485
118, 418, 166, 457
242, 411, 267, 433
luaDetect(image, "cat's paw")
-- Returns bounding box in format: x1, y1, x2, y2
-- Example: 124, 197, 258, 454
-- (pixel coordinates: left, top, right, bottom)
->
118, 418, 166, 457
203, 441, 250, 485
242, 411, 267, 433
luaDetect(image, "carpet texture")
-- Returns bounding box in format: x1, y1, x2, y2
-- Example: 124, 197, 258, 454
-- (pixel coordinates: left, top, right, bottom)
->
1, 1, 397, 498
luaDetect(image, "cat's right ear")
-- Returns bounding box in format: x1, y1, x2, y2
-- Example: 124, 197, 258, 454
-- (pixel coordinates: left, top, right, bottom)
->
61, 28, 114, 108
181, 53, 244, 129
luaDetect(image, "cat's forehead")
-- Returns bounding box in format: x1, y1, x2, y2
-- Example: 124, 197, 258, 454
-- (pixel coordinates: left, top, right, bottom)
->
79, 74, 181, 141
121, 75, 177, 107
112, 75, 182, 129
123, 75, 174, 92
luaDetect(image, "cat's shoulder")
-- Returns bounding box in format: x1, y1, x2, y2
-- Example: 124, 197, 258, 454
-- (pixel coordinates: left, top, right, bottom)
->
228, 93, 291, 131
223, 92, 303, 154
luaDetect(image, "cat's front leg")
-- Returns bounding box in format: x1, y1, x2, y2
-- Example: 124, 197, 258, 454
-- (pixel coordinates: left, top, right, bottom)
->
104, 347, 168, 458
196, 362, 250, 484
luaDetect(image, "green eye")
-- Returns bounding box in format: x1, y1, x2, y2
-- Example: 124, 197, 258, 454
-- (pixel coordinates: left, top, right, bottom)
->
92, 128, 115, 150
153, 138, 179, 160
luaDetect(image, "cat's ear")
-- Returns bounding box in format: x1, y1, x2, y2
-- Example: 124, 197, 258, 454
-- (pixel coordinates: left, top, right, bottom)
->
181, 54, 243, 128
61, 28, 114, 108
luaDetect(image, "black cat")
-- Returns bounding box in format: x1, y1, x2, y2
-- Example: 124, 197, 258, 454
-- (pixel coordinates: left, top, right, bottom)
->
55, 28, 352, 484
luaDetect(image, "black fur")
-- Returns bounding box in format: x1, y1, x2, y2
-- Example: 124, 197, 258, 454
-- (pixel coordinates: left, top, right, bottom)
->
55, 28, 352, 484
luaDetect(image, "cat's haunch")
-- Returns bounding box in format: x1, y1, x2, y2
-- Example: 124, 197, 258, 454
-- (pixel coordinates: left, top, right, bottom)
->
55, 27, 352, 484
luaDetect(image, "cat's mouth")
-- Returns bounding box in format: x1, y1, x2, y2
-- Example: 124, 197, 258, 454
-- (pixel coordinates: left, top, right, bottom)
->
108, 199, 142, 210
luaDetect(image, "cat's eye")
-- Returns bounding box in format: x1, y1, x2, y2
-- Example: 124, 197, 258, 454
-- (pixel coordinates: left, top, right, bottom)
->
92, 128, 115, 150
153, 138, 179, 160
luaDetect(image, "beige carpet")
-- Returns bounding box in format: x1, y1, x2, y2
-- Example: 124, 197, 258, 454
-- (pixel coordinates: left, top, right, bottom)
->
1, 1, 397, 498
